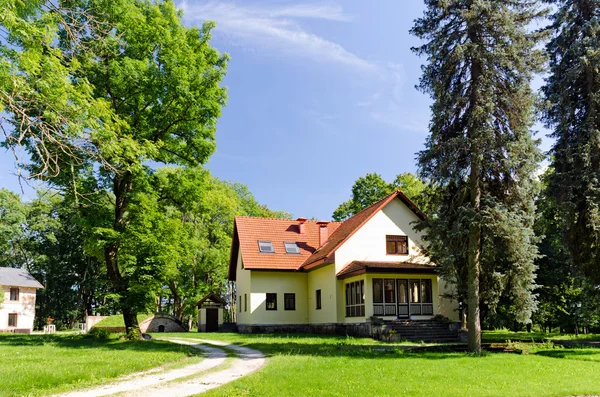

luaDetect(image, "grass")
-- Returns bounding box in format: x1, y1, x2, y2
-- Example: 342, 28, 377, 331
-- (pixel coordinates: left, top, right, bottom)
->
93, 313, 153, 328
0, 333, 203, 397
158, 332, 600, 397
483, 329, 600, 343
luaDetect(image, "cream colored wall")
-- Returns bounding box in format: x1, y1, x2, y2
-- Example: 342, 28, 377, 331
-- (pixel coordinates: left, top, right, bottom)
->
249, 271, 308, 324
334, 198, 429, 274
0, 286, 37, 330
235, 250, 252, 325
307, 265, 338, 323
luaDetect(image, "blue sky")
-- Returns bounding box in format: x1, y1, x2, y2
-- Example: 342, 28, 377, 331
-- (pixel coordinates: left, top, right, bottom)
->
0, 1, 553, 220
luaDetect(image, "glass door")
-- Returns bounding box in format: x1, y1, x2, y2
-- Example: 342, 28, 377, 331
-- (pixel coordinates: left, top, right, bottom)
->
397, 279, 409, 318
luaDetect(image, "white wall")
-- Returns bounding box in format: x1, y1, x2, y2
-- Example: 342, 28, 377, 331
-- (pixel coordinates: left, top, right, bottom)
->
0, 286, 37, 331
334, 198, 429, 274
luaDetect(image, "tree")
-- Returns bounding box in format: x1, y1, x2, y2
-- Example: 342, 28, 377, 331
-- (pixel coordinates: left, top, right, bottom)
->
16, 0, 229, 335
411, 0, 546, 352
332, 172, 429, 221
543, 0, 600, 285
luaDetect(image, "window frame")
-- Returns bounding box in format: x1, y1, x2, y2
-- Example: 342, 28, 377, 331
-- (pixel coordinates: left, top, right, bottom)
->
9, 287, 19, 302
284, 293, 296, 311
258, 240, 275, 254
316, 289, 322, 310
244, 294, 247, 312
284, 241, 301, 254
8, 313, 17, 327
345, 280, 365, 317
386, 235, 409, 255
266, 293, 277, 311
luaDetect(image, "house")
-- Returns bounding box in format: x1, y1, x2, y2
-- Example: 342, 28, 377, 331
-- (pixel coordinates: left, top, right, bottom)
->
228, 190, 459, 337
0, 267, 44, 333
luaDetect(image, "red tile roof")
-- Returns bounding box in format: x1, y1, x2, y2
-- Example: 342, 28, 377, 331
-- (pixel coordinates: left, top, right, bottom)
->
228, 190, 426, 280
336, 260, 437, 279
300, 191, 425, 270
228, 217, 341, 279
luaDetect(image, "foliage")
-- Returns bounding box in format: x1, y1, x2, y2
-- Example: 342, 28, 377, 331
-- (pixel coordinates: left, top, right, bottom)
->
543, 0, 600, 285
411, 0, 547, 352
0, 333, 201, 397
2, 0, 230, 333
87, 327, 111, 339
332, 172, 430, 221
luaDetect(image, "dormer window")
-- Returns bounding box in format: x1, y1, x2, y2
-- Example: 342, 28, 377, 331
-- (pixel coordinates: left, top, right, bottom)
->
284, 242, 300, 254
258, 240, 274, 253
386, 235, 408, 255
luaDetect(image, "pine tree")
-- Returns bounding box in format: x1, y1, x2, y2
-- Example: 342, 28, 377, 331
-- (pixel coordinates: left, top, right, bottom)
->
411, 0, 546, 353
543, 0, 600, 285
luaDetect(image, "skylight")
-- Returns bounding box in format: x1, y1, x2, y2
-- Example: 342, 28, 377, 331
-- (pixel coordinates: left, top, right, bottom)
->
284, 242, 300, 254
258, 240, 274, 253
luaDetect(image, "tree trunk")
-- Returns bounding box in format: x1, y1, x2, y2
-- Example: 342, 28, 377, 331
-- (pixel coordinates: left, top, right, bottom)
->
104, 171, 139, 335
467, 10, 483, 354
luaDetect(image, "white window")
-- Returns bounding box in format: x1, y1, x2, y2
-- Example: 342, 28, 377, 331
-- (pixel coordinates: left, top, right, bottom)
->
284, 242, 300, 254
258, 240, 274, 253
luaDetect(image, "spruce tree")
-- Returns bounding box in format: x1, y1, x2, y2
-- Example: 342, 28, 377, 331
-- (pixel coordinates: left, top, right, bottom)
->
543, 0, 600, 285
411, 0, 546, 353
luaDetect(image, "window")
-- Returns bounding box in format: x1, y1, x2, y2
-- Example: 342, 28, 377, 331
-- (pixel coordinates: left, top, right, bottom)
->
373, 278, 434, 317
372, 278, 397, 316
284, 242, 300, 254
345, 280, 365, 317
9, 287, 19, 301
244, 294, 247, 312
386, 235, 409, 255
8, 313, 17, 327
284, 293, 295, 310
238, 295, 242, 313
266, 293, 277, 310
316, 289, 322, 310
258, 240, 274, 253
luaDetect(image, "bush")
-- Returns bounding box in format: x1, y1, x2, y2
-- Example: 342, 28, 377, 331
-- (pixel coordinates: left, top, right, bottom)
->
87, 327, 111, 339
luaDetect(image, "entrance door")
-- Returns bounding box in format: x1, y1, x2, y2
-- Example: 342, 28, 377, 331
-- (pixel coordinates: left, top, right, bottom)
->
206, 308, 218, 332
397, 279, 409, 318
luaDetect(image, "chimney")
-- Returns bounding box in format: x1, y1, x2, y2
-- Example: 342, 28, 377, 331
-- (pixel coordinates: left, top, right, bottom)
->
317, 221, 329, 246
297, 217, 307, 234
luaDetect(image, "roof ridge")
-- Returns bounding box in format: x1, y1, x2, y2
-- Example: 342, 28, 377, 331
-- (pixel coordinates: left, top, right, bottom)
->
235, 215, 342, 224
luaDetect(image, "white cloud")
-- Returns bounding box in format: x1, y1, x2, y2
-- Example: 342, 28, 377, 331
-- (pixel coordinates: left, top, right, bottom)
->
180, 2, 376, 71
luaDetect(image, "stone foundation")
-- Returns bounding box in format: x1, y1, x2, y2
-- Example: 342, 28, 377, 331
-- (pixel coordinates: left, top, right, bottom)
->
237, 322, 372, 337
140, 314, 188, 333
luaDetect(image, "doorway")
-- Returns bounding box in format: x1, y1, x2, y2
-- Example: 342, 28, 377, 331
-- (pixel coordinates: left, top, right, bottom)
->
206, 308, 218, 332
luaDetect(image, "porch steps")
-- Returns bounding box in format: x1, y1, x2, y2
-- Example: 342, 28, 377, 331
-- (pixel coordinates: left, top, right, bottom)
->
384, 320, 461, 343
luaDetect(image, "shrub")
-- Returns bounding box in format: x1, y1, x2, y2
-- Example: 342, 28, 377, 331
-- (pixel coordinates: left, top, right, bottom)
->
87, 327, 111, 339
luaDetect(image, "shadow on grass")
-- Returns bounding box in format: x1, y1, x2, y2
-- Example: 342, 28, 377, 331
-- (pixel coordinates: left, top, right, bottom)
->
0, 333, 203, 356
535, 349, 600, 363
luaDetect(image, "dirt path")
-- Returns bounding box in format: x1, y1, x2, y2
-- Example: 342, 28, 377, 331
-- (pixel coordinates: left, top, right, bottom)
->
53, 339, 265, 397
124, 339, 265, 397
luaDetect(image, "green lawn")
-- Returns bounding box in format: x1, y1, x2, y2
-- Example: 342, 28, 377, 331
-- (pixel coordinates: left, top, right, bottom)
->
93, 313, 153, 328
483, 329, 600, 343
0, 333, 202, 397
158, 332, 600, 397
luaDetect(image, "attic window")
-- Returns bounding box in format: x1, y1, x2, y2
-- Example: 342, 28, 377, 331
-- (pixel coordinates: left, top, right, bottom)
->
284, 242, 300, 254
258, 240, 274, 253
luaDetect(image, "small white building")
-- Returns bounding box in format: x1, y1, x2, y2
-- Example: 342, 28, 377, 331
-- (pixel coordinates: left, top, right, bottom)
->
0, 268, 44, 333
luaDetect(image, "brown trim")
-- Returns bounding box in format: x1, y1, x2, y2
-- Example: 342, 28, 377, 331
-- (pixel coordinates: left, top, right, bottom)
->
7, 313, 17, 327
337, 266, 437, 280
9, 287, 19, 302
302, 259, 333, 272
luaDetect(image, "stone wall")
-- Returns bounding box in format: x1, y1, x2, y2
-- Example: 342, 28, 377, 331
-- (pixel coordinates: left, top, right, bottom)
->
237, 322, 372, 337
140, 314, 188, 333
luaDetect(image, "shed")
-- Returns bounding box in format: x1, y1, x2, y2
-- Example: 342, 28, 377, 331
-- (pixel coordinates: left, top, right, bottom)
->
197, 292, 226, 332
